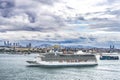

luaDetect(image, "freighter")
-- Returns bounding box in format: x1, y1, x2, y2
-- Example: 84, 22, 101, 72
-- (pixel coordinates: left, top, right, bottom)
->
100, 53, 119, 60
27, 51, 98, 67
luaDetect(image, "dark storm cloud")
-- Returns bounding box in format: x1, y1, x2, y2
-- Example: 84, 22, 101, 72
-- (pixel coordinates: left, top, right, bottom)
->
96, 0, 119, 6
66, 6, 74, 10
50, 14, 66, 26
34, 0, 59, 5
84, 8, 120, 32
77, 16, 85, 21
0, 0, 68, 32
25, 12, 36, 23
0, 0, 15, 17
106, 9, 120, 17
66, 15, 85, 24
0, 0, 14, 9
0, 11, 66, 32
90, 18, 108, 21
89, 20, 120, 31
0, 0, 119, 33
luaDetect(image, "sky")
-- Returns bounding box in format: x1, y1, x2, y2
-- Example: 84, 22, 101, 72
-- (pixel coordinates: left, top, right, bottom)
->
0, 0, 120, 47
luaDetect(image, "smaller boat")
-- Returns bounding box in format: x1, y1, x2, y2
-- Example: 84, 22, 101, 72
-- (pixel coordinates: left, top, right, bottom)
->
100, 53, 119, 60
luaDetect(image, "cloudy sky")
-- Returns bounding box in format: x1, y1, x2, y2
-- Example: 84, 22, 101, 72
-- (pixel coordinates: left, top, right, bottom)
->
0, 0, 120, 47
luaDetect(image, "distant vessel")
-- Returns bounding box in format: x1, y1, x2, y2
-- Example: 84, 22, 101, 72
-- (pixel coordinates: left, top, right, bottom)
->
100, 45, 119, 60
100, 53, 119, 60
26, 51, 98, 67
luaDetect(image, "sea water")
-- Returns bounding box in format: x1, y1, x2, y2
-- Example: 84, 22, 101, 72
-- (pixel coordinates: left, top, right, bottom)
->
0, 53, 120, 80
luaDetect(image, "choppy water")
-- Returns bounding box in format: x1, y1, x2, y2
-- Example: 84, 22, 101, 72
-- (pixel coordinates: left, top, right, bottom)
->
0, 54, 120, 80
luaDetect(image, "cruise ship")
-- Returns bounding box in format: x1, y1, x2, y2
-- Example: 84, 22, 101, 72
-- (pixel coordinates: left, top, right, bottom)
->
26, 51, 98, 67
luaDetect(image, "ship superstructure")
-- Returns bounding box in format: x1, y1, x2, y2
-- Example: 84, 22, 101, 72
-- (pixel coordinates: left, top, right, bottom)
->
27, 51, 98, 67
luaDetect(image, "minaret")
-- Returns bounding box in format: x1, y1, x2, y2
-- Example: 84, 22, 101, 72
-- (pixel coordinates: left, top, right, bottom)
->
4, 41, 6, 46
113, 45, 114, 49
110, 45, 112, 49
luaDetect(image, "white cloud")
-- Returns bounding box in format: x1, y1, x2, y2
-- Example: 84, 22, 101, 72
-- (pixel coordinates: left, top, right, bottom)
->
0, 0, 119, 46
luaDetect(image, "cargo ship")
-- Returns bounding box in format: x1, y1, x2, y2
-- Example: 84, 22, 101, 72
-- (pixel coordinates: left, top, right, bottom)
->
100, 53, 119, 60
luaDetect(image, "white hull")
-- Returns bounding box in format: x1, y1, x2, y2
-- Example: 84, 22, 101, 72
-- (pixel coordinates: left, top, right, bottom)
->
27, 61, 98, 67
